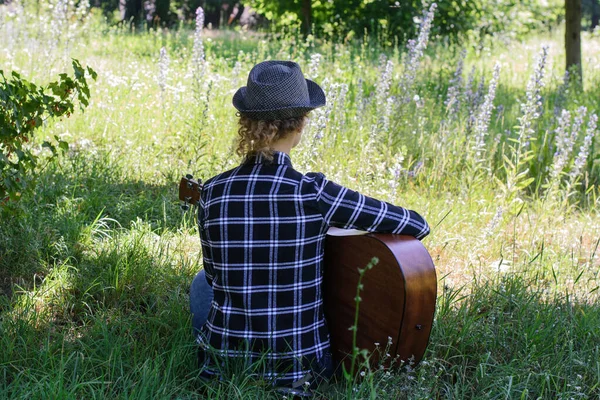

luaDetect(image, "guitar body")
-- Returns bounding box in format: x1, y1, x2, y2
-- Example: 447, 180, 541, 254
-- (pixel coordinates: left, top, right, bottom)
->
323, 228, 437, 370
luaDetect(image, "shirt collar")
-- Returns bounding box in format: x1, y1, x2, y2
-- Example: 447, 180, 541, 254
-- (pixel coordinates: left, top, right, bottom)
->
245, 151, 293, 167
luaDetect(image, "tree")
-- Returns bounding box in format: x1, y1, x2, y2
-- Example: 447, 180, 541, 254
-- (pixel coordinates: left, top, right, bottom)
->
565, 0, 582, 83
592, 0, 600, 30
119, 0, 143, 26
300, 0, 311, 35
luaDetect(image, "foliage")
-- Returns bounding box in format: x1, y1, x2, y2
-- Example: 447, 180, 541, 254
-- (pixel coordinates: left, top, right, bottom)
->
475, 0, 564, 38
0, 59, 96, 206
583, 0, 600, 29
87, 0, 564, 41
248, 0, 564, 43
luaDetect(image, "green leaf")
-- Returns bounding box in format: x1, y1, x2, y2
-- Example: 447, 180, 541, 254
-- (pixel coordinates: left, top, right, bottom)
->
72, 59, 85, 79
42, 141, 57, 155
87, 66, 98, 80
516, 177, 535, 190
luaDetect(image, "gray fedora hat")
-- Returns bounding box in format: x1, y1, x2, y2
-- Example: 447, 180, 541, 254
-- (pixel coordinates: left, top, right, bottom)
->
232, 60, 326, 121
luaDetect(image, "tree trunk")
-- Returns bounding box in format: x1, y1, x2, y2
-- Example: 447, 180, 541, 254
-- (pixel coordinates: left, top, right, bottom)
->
301, 0, 312, 36
565, 0, 583, 83
120, 0, 143, 28
592, 0, 600, 31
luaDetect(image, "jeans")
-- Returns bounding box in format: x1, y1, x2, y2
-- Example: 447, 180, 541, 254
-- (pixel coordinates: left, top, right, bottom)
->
190, 270, 214, 333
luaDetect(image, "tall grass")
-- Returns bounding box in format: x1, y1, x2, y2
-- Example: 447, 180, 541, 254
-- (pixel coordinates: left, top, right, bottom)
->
1, 2, 600, 398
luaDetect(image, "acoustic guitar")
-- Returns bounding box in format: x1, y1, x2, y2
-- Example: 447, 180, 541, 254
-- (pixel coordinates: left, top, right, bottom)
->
179, 175, 437, 373
324, 228, 437, 370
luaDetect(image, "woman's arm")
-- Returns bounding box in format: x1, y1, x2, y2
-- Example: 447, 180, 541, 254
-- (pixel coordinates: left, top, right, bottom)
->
311, 173, 430, 239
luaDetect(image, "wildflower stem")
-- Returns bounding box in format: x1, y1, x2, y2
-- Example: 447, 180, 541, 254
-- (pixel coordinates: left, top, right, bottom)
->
345, 257, 379, 397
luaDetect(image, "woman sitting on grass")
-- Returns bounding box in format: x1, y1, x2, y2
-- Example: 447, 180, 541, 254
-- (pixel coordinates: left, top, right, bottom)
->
189, 60, 430, 393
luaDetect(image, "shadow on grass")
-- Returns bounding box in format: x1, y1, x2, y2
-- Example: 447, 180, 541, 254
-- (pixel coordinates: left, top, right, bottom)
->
2, 239, 599, 399
0, 216, 205, 398
0, 149, 196, 286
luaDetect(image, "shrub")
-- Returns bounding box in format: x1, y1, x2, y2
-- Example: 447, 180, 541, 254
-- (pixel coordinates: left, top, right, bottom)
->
0, 59, 96, 208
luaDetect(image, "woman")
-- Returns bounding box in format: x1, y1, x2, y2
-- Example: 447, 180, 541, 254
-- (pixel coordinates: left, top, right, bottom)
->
189, 60, 430, 392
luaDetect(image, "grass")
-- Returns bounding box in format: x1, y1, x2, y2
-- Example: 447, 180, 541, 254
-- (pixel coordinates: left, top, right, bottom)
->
1, 4, 600, 399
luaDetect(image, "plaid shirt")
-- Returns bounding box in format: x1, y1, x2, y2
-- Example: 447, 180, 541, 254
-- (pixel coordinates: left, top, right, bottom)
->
197, 151, 429, 386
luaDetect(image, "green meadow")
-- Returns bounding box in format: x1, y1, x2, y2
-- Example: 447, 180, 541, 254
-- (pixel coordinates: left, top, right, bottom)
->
1, 5, 600, 399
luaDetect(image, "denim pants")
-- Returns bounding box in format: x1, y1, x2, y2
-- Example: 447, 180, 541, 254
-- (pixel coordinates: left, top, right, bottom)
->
189, 270, 214, 333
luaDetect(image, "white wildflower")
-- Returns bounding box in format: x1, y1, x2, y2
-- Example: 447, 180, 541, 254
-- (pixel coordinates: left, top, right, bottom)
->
517, 46, 549, 146
158, 47, 170, 93
445, 49, 466, 117
308, 53, 323, 78
192, 7, 206, 82
388, 151, 405, 193
50, 0, 68, 49
398, 3, 437, 104
472, 62, 501, 160
570, 113, 597, 179
376, 58, 394, 110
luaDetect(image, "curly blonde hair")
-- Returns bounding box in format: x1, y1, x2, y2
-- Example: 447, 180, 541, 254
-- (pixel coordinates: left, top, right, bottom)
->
236, 114, 309, 161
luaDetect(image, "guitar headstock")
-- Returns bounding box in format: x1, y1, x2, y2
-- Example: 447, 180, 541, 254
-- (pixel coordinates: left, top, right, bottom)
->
179, 174, 202, 211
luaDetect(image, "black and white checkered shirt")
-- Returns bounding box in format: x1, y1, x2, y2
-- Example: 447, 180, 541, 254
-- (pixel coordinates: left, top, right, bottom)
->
197, 151, 429, 386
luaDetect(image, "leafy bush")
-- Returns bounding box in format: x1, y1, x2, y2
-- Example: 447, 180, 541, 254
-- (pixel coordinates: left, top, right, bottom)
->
0, 59, 96, 206
249, 0, 564, 43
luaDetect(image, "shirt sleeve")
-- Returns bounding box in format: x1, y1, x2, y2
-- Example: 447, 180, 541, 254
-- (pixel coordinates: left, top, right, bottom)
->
309, 173, 430, 239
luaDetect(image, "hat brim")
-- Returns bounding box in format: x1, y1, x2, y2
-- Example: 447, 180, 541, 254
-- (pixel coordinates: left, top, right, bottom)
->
232, 79, 326, 121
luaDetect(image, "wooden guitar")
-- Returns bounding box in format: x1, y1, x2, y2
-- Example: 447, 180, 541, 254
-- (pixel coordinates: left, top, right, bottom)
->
179, 175, 437, 372
324, 228, 436, 370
